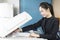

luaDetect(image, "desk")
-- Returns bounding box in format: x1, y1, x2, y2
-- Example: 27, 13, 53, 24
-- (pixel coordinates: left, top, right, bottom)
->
0, 37, 47, 40
1, 32, 47, 40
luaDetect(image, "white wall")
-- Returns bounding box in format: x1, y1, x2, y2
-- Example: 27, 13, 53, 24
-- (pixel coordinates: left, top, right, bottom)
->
6, 0, 19, 16
0, 0, 19, 16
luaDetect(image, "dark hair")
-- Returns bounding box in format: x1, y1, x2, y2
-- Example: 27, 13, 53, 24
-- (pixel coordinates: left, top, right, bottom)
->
39, 2, 54, 16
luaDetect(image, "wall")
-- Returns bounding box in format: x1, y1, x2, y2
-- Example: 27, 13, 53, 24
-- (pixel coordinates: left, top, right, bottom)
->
20, 0, 52, 28
0, 0, 19, 16
52, 0, 60, 30
5, 0, 19, 16
0, 0, 5, 2
52, 0, 60, 18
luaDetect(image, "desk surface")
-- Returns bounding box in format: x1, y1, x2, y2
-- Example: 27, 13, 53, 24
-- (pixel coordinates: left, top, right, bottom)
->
0, 37, 47, 40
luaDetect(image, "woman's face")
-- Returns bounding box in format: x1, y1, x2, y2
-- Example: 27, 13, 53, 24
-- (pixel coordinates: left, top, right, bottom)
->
39, 7, 49, 17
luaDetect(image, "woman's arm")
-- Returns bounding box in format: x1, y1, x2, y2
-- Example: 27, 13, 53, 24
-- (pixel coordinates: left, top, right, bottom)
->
22, 18, 43, 32
30, 19, 59, 39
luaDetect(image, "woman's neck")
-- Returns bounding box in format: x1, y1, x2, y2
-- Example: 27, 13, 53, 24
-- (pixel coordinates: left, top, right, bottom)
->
46, 13, 52, 18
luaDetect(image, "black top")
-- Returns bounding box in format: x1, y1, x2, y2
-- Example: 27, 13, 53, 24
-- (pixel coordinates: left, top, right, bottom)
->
22, 16, 59, 40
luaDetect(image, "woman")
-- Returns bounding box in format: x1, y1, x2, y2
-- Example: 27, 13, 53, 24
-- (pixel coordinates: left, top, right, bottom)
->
16, 2, 59, 40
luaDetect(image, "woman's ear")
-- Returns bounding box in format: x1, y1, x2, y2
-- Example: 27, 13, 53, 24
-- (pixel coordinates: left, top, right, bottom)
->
47, 8, 50, 12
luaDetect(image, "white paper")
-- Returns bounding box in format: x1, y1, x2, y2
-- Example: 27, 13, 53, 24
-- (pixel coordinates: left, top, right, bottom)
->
10, 32, 30, 37
0, 11, 32, 37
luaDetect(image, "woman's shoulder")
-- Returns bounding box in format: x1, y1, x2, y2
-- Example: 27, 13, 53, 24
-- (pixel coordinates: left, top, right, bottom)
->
52, 17, 59, 22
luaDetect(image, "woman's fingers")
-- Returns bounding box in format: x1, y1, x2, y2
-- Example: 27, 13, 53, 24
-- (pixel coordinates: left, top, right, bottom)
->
30, 33, 40, 38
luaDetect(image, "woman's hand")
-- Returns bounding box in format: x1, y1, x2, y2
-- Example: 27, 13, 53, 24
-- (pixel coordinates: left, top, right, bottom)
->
11, 28, 22, 34
30, 33, 40, 38
14, 28, 22, 32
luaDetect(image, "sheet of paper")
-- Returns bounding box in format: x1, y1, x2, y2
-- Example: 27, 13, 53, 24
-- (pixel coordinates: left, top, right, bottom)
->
0, 11, 32, 37
9, 32, 30, 37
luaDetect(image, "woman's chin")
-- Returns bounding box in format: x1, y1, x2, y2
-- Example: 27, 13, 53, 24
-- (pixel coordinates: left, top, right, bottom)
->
43, 16, 46, 17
